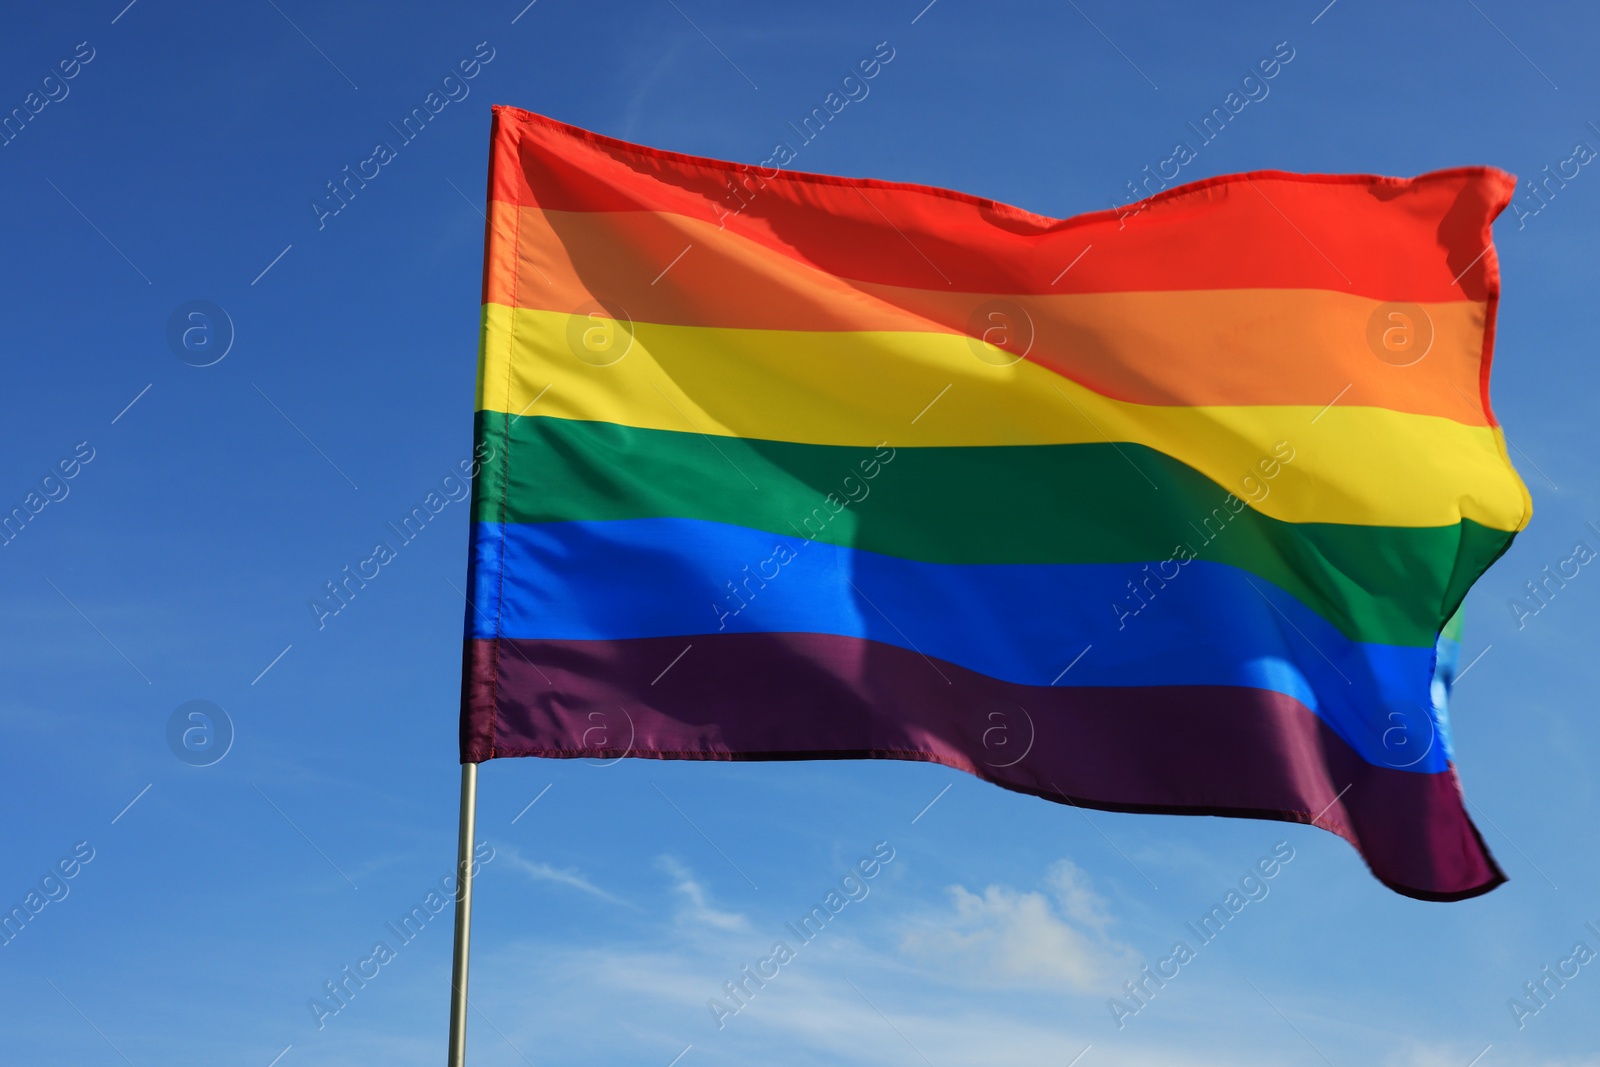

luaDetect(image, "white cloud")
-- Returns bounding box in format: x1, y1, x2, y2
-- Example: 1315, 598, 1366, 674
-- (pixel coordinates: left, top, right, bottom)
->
470, 935, 1242, 1067
499, 847, 629, 906
658, 856, 750, 932
899, 859, 1133, 991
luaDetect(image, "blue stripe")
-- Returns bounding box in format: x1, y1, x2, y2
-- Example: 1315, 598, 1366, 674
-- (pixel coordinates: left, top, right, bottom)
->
467, 518, 1450, 772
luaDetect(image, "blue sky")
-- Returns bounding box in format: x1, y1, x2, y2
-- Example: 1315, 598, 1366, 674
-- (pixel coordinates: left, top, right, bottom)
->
2, 1, 1598, 1064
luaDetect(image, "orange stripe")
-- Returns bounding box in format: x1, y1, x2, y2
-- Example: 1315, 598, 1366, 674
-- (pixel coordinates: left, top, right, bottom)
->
484, 201, 1489, 423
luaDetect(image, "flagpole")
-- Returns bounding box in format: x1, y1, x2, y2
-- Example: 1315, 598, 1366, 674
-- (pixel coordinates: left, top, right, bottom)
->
446, 760, 479, 1066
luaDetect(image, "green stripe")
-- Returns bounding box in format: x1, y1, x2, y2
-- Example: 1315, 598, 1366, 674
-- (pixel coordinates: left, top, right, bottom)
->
472, 412, 1511, 648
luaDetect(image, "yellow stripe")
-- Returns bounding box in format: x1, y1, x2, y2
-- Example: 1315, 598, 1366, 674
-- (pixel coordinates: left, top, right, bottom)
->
477, 304, 1529, 531
492, 201, 1493, 424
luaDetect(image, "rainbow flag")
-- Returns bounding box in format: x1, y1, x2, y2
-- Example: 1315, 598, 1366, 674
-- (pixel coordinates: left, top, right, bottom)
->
461, 107, 1529, 901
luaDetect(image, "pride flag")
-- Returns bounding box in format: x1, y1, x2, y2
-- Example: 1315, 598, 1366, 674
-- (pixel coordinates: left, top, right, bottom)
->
461, 106, 1529, 900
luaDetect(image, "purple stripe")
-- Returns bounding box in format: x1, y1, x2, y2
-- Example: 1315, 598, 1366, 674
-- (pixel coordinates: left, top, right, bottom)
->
461, 633, 1505, 901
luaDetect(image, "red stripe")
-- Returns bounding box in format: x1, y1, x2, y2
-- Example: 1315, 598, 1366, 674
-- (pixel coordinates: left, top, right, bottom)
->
462, 632, 1506, 901
487, 106, 1512, 302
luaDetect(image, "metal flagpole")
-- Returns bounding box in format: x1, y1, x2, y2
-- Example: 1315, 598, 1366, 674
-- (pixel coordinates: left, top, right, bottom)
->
446, 761, 479, 1066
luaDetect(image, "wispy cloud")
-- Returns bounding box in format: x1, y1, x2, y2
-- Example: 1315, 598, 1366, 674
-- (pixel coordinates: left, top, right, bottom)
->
463, 855, 1549, 1067
617, 42, 687, 140
658, 855, 749, 931
474, 936, 1224, 1067
500, 847, 630, 906
899, 859, 1133, 991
